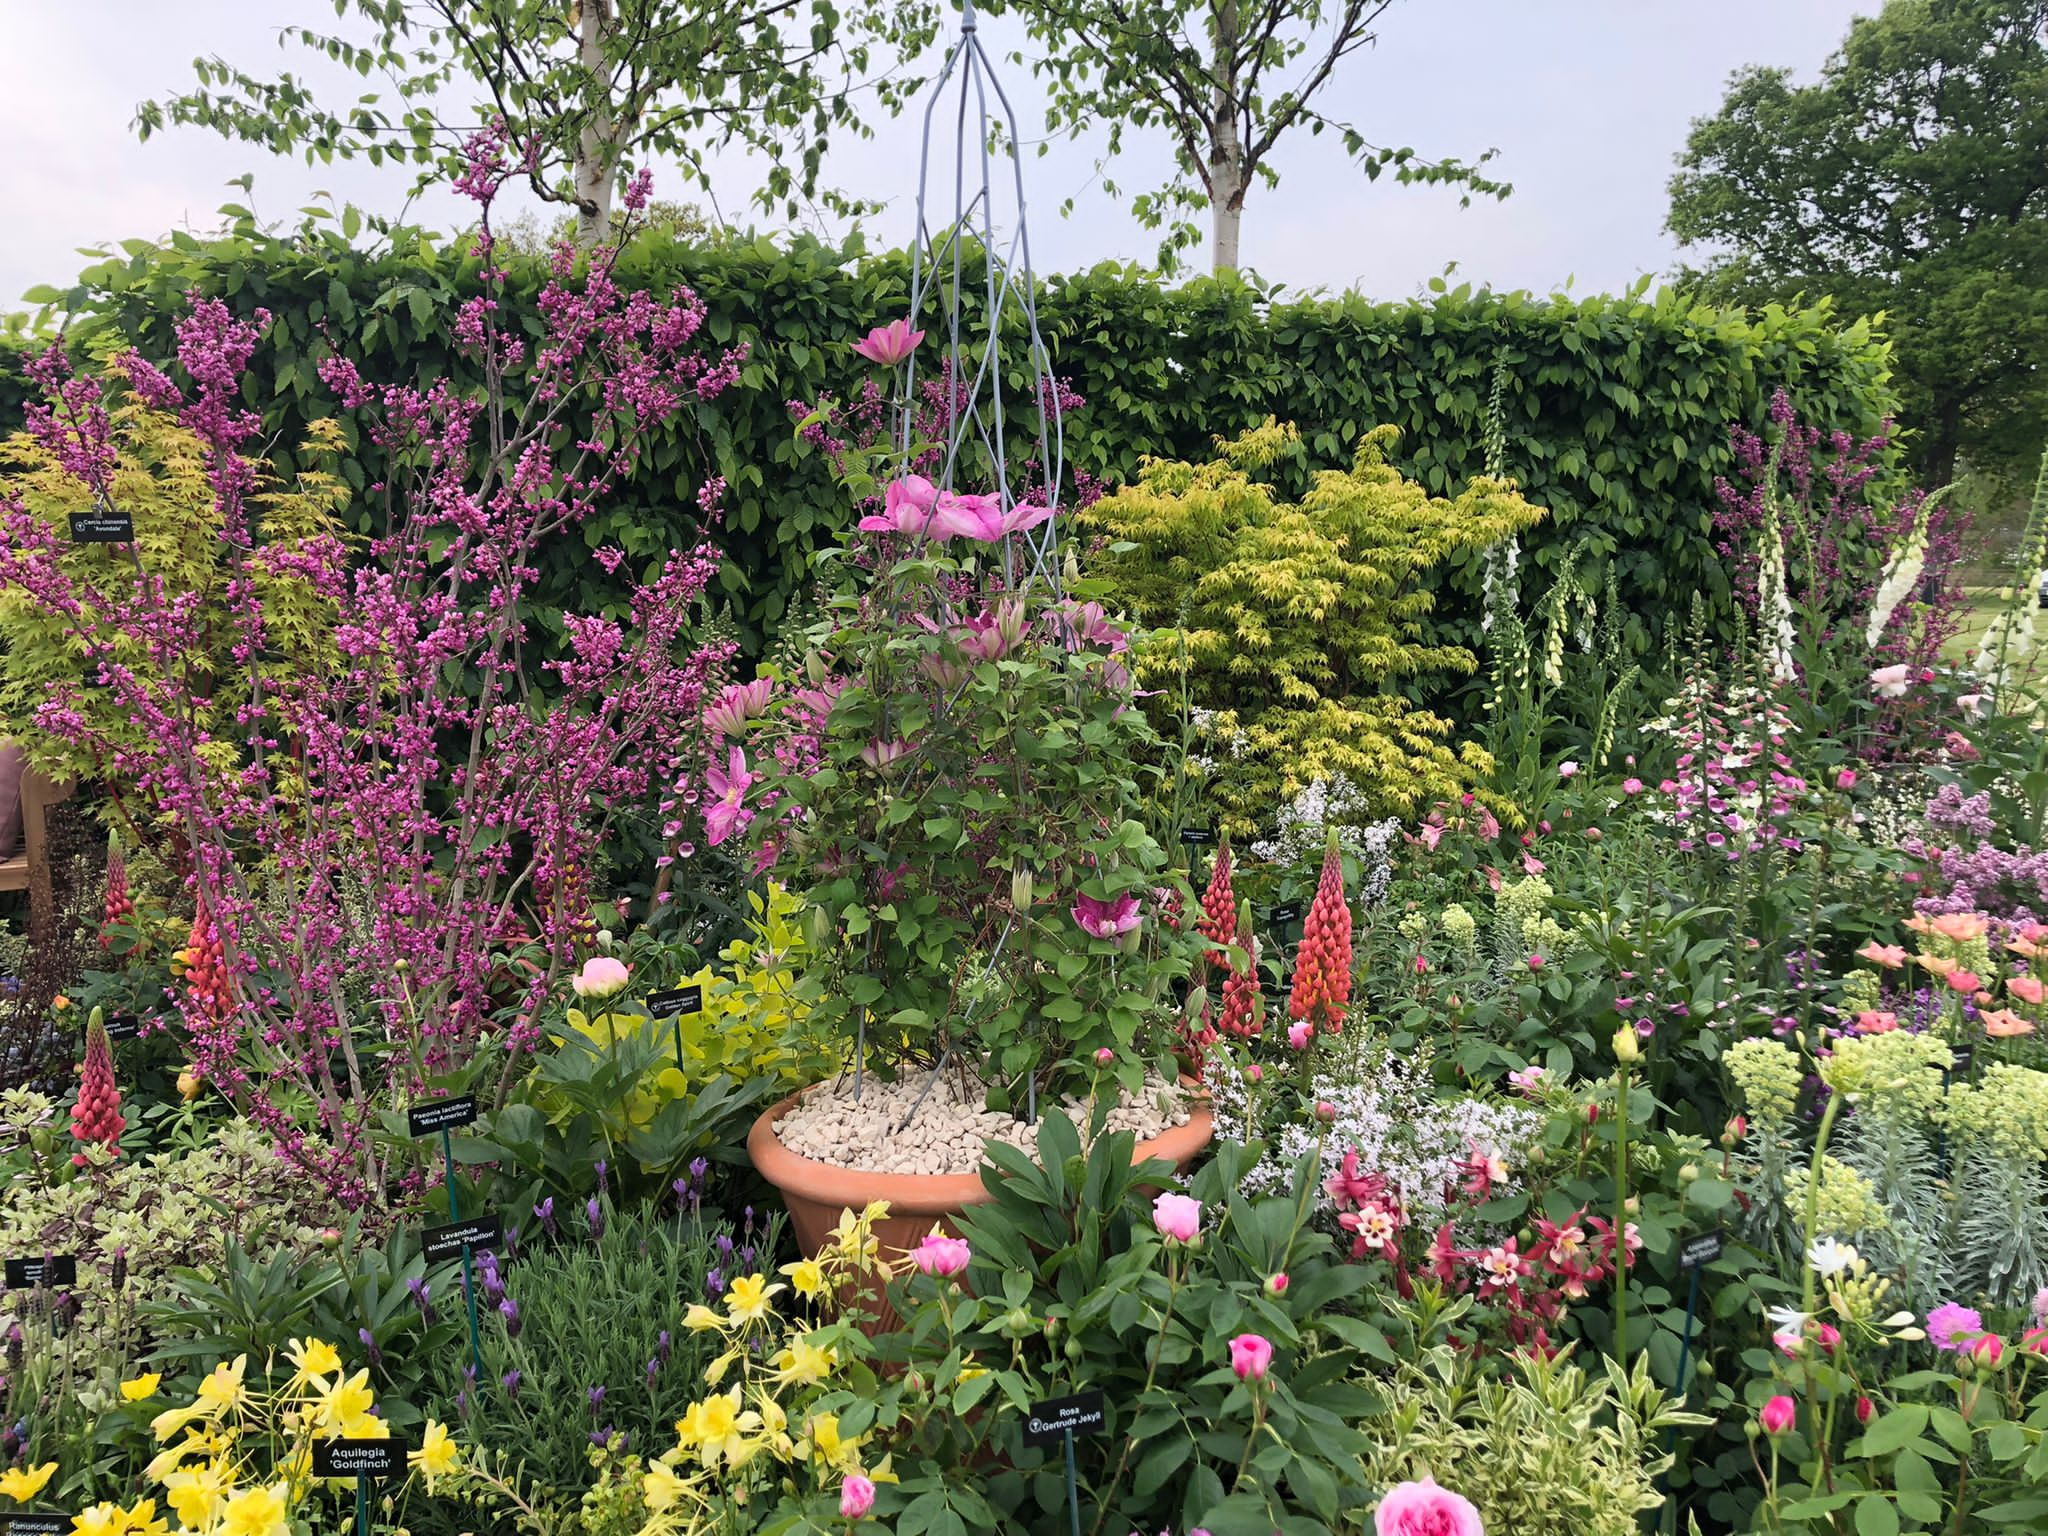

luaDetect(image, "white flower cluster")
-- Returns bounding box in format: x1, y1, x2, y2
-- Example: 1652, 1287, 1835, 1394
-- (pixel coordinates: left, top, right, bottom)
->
1211, 1036, 1544, 1229
1247, 775, 1399, 907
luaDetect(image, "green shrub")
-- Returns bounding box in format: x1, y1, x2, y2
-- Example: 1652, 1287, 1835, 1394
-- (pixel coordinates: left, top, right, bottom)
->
3, 228, 1897, 670
1085, 419, 1545, 829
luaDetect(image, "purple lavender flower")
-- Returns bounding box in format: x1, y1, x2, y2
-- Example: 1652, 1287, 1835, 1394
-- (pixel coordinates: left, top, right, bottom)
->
501, 1369, 521, 1400
596, 1158, 608, 1195
499, 1297, 522, 1338
478, 1250, 505, 1304
407, 1277, 435, 1325
586, 1197, 606, 1240
535, 1197, 557, 1238
657, 1329, 671, 1365
587, 1385, 607, 1417
358, 1327, 382, 1367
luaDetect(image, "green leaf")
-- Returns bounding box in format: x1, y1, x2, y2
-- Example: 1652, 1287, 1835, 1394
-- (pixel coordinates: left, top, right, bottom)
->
1854, 1494, 1899, 1536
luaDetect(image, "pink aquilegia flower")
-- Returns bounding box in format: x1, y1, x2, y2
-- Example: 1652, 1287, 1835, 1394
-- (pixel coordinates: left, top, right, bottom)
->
861, 737, 914, 771
909, 1231, 971, 1279
1927, 1301, 1984, 1351
703, 747, 752, 847
839, 1472, 877, 1520
1374, 1476, 1483, 1536
1071, 892, 1142, 939
858, 475, 943, 537
850, 318, 924, 368
1152, 1192, 1202, 1244
1227, 1333, 1273, 1382
702, 678, 772, 737
571, 955, 631, 1000
1759, 1396, 1797, 1435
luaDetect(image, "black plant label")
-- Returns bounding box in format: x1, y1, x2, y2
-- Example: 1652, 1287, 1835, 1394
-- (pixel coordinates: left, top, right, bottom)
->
1021, 1389, 1107, 1447
1677, 1231, 1725, 1271
407, 1095, 479, 1136
646, 984, 704, 1019
0, 1513, 73, 1534
313, 1439, 406, 1479
68, 512, 134, 543
5, 1255, 78, 1289
422, 1213, 504, 1263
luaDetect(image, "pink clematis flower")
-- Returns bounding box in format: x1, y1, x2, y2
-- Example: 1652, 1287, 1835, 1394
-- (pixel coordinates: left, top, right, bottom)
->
702, 678, 772, 737
1374, 1477, 1483, 1536
850, 318, 924, 367
858, 475, 943, 537
1071, 892, 1142, 939
861, 737, 914, 770
930, 492, 1055, 543
703, 747, 752, 847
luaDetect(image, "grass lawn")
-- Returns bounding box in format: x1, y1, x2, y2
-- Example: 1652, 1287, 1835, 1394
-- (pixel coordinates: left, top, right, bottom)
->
1940, 584, 2048, 665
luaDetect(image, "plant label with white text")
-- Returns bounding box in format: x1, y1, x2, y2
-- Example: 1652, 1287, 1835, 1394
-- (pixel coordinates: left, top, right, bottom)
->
422, 1213, 504, 1263
1021, 1389, 1107, 1448
314, 1439, 406, 1479
646, 984, 704, 1018
1677, 1232, 1725, 1271
407, 1095, 479, 1136
5, 1255, 78, 1289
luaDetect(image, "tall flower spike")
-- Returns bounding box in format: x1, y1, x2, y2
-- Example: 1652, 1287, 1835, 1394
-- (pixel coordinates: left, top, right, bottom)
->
1290, 828, 1353, 1035
70, 1008, 125, 1166
100, 843, 133, 948
1198, 838, 1236, 950
1217, 900, 1262, 1039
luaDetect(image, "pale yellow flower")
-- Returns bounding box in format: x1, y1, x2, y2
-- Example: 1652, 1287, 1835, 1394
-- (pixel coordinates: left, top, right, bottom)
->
769, 1333, 838, 1388
70, 1502, 128, 1536
409, 1420, 461, 1484
151, 1357, 250, 1442
163, 1461, 232, 1530
643, 1458, 690, 1513
120, 1372, 163, 1402
681, 1304, 726, 1332
676, 1387, 758, 1468
285, 1337, 342, 1385
722, 1274, 784, 1327
307, 1369, 377, 1439
0, 1461, 55, 1501
218, 1481, 291, 1536
122, 1497, 169, 1536
779, 1257, 826, 1299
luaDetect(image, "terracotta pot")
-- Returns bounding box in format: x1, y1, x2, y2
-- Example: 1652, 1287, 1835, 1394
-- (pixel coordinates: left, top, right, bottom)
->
748, 1080, 1215, 1261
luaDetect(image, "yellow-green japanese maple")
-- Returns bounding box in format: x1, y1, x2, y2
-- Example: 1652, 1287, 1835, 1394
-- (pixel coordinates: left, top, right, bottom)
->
1082, 420, 1544, 833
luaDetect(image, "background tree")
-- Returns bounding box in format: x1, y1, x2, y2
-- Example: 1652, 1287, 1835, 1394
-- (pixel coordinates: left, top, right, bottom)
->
136, 0, 942, 245
984, 0, 1508, 274
1667, 0, 2048, 487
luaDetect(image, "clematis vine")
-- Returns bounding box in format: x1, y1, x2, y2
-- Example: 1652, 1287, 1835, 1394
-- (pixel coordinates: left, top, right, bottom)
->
1072, 892, 1143, 939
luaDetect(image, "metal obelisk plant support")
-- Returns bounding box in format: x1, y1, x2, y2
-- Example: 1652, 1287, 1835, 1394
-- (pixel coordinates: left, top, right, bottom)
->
851, 0, 1069, 1121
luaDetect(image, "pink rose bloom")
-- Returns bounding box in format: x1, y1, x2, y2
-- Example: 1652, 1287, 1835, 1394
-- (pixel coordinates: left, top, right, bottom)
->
1760, 1395, 1796, 1435
851, 318, 923, 367
1507, 1065, 1547, 1096
1558, 760, 1578, 779
1374, 1476, 1483, 1536
839, 1472, 877, 1519
1527, 954, 1545, 970
1227, 1333, 1273, 1381
571, 955, 631, 1000
1968, 1333, 2005, 1366
1835, 768, 1858, 790
1622, 777, 1644, 795
2009, 975, 2046, 1005
1152, 1192, 1202, 1244
910, 1231, 971, 1278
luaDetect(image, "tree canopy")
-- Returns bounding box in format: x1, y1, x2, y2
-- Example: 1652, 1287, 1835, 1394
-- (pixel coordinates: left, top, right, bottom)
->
136, 0, 941, 244
1667, 0, 2048, 486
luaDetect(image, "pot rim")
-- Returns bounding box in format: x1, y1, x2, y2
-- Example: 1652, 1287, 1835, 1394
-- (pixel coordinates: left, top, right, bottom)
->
747, 1077, 1214, 1219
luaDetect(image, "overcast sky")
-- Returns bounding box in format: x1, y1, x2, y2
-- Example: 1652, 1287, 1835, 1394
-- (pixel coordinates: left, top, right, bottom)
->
0, 1, 1874, 312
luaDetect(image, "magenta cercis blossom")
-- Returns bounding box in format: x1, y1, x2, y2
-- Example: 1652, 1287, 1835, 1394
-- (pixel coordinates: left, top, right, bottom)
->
1071, 892, 1142, 938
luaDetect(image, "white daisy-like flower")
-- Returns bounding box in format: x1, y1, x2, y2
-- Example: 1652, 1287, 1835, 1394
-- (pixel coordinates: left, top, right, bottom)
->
1765, 1304, 1811, 1337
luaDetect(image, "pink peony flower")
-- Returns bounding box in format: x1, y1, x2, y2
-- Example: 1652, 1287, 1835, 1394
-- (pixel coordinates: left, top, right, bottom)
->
1227, 1333, 1273, 1381
1835, 768, 1858, 790
850, 318, 923, 367
1374, 1476, 1483, 1536
838, 1472, 877, 1519
1287, 1020, 1313, 1051
1760, 1395, 1796, 1435
1622, 777, 1644, 795
1152, 1192, 1202, 1244
571, 955, 631, 1000
909, 1231, 971, 1278
1093, 1047, 1115, 1065
703, 747, 753, 847
1558, 761, 1578, 779
1071, 892, 1143, 939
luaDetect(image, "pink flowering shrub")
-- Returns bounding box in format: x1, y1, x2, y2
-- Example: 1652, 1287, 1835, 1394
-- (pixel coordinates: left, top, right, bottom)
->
0, 131, 741, 1200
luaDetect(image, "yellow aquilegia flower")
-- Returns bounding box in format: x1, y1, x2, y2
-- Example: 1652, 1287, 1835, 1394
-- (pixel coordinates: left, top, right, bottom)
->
69, 1502, 129, 1536
0, 1461, 55, 1501
681, 1303, 726, 1333
163, 1461, 233, 1530
769, 1333, 838, 1388
152, 1357, 250, 1442
307, 1369, 378, 1439
144, 1431, 220, 1483
722, 1274, 783, 1327
677, 1387, 758, 1469
285, 1337, 342, 1386
217, 1482, 291, 1536
802, 1412, 867, 1475
409, 1421, 461, 1485
121, 1498, 170, 1536
643, 1457, 690, 1514
779, 1257, 826, 1299
120, 1372, 162, 1402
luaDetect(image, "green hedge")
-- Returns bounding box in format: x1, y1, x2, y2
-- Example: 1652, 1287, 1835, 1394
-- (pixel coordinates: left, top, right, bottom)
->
0, 227, 1898, 660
